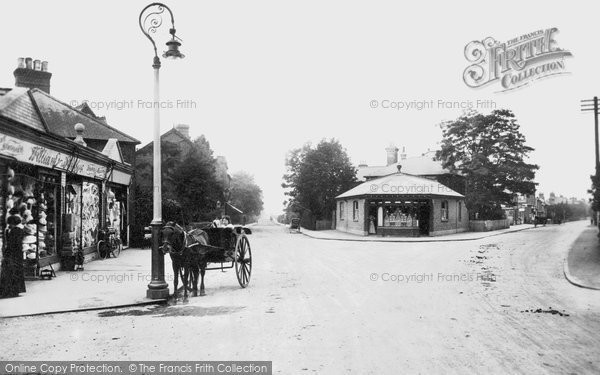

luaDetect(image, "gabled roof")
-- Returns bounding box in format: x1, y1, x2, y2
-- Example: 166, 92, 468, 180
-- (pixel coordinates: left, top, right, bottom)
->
30, 89, 140, 144
358, 153, 450, 180
136, 127, 193, 154
101, 138, 123, 163
337, 172, 464, 199
75, 102, 96, 117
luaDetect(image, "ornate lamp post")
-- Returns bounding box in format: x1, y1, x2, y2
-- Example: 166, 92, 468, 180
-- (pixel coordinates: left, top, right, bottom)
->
139, 3, 184, 299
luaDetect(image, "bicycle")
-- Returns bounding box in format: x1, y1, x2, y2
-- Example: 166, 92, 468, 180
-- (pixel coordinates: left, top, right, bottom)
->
97, 227, 122, 259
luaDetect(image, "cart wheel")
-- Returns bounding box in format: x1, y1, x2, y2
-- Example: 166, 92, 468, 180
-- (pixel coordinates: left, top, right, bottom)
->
111, 239, 122, 258
235, 234, 252, 288
97, 240, 109, 259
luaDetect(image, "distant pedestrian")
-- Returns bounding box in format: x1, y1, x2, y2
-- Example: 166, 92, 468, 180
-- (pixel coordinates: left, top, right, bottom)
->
0, 209, 26, 298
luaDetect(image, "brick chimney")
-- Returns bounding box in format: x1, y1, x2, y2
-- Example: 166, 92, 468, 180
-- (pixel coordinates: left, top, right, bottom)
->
14, 57, 52, 94
174, 124, 190, 139
385, 144, 399, 166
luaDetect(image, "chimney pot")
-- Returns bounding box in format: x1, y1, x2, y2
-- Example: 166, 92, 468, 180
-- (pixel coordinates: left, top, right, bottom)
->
17, 58, 25, 69
14, 57, 52, 94
400, 146, 407, 160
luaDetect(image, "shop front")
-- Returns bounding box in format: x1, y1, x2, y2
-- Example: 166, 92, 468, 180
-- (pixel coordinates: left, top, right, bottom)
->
367, 199, 431, 236
0, 126, 133, 276
336, 173, 469, 237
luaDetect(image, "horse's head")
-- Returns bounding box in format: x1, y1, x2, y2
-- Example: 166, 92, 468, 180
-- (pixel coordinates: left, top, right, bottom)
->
160, 222, 184, 256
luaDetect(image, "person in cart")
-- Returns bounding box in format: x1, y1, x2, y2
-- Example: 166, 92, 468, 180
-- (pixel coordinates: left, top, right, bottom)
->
220, 215, 234, 228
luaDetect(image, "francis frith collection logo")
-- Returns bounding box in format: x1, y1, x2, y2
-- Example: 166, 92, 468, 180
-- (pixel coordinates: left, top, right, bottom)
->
463, 28, 572, 92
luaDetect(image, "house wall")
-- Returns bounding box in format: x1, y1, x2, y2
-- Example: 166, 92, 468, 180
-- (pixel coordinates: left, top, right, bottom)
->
335, 198, 367, 236
429, 198, 469, 236
134, 131, 193, 190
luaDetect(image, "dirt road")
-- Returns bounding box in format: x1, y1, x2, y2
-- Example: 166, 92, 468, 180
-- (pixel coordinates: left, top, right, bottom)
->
1, 220, 598, 374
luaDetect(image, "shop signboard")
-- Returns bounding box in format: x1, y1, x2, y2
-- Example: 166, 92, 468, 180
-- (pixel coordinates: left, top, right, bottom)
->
0, 132, 110, 180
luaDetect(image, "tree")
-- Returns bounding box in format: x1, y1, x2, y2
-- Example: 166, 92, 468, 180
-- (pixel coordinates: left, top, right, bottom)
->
172, 142, 223, 223
229, 171, 264, 220
436, 109, 539, 220
282, 139, 357, 222
588, 166, 600, 225
546, 202, 589, 223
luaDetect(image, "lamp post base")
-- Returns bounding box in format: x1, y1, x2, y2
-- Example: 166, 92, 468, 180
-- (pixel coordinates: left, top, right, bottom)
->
146, 287, 169, 299
146, 220, 169, 300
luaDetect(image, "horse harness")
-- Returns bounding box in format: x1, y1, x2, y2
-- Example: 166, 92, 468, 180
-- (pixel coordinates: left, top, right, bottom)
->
161, 223, 203, 255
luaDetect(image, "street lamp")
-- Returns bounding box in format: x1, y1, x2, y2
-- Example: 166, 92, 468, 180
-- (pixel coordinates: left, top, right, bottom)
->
139, 2, 184, 299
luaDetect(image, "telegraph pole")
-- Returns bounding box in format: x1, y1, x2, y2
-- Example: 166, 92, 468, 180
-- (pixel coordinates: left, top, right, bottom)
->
581, 96, 600, 228
581, 96, 599, 166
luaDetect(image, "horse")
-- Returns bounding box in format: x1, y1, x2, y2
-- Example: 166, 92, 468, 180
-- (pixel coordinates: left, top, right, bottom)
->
159, 222, 209, 302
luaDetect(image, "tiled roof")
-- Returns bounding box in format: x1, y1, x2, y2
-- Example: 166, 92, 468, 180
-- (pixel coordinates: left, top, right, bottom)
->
337, 173, 464, 199
0, 88, 139, 144
30, 89, 139, 144
357, 154, 449, 180
0, 87, 46, 132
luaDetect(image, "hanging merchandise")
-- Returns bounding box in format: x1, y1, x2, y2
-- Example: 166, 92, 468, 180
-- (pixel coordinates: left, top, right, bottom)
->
81, 182, 100, 249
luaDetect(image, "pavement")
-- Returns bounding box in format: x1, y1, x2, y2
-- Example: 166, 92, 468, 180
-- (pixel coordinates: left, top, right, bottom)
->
0, 223, 262, 318
0, 248, 171, 318
564, 223, 600, 290
298, 223, 536, 242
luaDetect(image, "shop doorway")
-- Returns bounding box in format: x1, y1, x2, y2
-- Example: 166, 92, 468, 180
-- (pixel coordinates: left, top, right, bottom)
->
368, 203, 379, 235
417, 201, 430, 236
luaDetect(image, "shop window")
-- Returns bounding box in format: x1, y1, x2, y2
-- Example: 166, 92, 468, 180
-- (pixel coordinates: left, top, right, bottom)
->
353, 201, 359, 221
441, 201, 449, 222
382, 201, 419, 228
36, 174, 59, 260
339, 202, 345, 220
4, 168, 59, 265
106, 186, 128, 246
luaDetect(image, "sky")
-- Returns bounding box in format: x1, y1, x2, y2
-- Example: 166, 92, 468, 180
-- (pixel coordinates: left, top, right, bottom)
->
0, 0, 597, 216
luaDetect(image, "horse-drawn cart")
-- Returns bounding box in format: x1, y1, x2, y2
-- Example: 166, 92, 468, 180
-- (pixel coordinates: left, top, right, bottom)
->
195, 226, 253, 288
161, 222, 252, 300
534, 215, 547, 227
289, 218, 301, 233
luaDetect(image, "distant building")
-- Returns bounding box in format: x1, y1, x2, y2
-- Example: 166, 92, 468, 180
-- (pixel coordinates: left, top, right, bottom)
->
134, 125, 196, 196
538, 193, 546, 204
336, 144, 468, 237
504, 193, 538, 225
